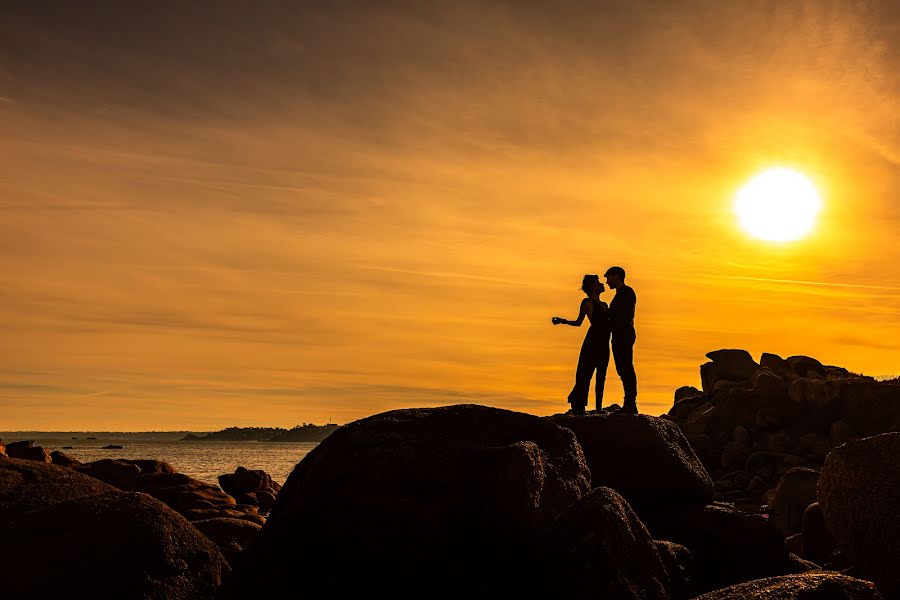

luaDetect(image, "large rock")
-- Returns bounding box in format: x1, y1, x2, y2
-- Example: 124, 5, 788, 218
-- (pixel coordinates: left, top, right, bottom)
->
542, 487, 670, 599
218, 466, 281, 511
818, 432, 900, 598
0, 456, 116, 519
690, 572, 883, 599
786, 355, 827, 379
0, 490, 228, 598
638, 501, 791, 593
770, 467, 820, 535
702, 349, 761, 391
50, 449, 81, 468
656, 540, 697, 600
192, 517, 262, 567
801, 502, 836, 566
551, 412, 713, 506
0, 439, 5, 457
4, 440, 51, 462
221, 404, 591, 598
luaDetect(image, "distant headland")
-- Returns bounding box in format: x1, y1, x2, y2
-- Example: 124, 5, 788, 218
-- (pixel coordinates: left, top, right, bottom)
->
181, 423, 340, 443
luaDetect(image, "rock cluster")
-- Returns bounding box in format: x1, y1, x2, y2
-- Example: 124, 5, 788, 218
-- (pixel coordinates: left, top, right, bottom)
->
2, 442, 282, 568
219, 466, 282, 511
666, 350, 900, 513
0, 457, 228, 598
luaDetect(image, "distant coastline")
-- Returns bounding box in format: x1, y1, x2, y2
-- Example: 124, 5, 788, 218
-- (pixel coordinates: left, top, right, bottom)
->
182, 424, 340, 443
0, 423, 341, 443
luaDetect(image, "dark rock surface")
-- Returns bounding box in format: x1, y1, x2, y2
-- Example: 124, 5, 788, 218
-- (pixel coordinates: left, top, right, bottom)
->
771, 467, 820, 535
221, 404, 591, 597
49, 449, 81, 468
218, 466, 281, 511
638, 501, 791, 593
818, 432, 900, 599
191, 517, 262, 567
543, 486, 670, 600
0, 490, 228, 598
801, 502, 837, 567
549, 412, 714, 506
690, 572, 883, 599
76, 458, 261, 525
5, 440, 51, 462
655, 540, 697, 600
0, 456, 115, 519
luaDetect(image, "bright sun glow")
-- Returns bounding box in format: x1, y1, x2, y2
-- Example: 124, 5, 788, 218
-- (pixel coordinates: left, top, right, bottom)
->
734, 168, 822, 242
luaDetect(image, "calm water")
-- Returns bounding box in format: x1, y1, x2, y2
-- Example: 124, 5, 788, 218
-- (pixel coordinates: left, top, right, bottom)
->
26, 438, 318, 486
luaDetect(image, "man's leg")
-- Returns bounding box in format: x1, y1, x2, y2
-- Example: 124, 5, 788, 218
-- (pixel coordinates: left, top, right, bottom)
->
612, 335, 638, 412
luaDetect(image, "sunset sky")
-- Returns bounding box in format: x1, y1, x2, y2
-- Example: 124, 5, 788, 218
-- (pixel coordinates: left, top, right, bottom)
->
2, 1, 899, 430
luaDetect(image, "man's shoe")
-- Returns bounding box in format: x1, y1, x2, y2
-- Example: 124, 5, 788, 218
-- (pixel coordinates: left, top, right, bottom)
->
621, 403, 639, 415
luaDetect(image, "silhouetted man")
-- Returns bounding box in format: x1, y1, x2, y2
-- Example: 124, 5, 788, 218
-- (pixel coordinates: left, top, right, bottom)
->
605, 266, 638, 414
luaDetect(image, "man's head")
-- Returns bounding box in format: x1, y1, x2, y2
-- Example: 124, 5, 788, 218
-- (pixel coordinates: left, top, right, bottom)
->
604, 266, 626, 289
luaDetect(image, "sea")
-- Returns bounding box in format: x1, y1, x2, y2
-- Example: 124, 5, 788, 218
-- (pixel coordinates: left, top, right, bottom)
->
2, 436, 319, 487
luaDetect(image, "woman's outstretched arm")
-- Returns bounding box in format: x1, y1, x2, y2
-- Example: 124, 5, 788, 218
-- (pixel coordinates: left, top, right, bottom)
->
554, 298, 591, 326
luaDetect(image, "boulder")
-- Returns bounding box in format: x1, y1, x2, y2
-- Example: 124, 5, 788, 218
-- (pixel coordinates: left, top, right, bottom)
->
551, 412, 713, 506
0, 456, 116, 520
771, 467, 819, 535
5, 440, 51, 462
0, 490, 227, 598
218, 466, 281, 511
0, 440, 5, 457
656, 540, 697, 600
752, 367, 786, 394
704, 349, 761, 385
830, 420, 858, 448
221, 405, 591, 598
637, 501, 790, 593
818, 432, 900, 598
675, 385, 702, 402
760, 353, 796, 381
192, 517, 262, 566
801, 502, 836, 566
689, 572, 882, 599
50, 450, 81, 468
542, 487, 670, 600
786, 355, 827, 379
684, 402, 720, 435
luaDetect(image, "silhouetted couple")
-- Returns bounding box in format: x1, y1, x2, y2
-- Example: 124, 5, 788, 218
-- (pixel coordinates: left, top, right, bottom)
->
552, 266, 637, 416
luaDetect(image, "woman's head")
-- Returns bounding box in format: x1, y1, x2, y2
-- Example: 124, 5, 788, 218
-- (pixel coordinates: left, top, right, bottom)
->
581, 274, 604, 295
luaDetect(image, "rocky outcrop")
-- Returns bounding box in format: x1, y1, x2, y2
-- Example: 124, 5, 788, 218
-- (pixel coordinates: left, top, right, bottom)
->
818, 432, 900, 599
221, 404, 592, 598
542, 487, 670, 600
638, 501, 792, 593
218, 466, 282, 512
0, 439, 5, 457
549, 412, 714, 507
690, 572, 883, 599
76, 458, 263, 526
4, 440, 51, 462
0, 490, 228, 598
667, 351, 900, 509
0, 456, 115, 518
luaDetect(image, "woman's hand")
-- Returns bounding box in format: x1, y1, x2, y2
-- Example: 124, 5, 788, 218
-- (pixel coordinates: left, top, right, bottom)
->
551, 316, 566, 325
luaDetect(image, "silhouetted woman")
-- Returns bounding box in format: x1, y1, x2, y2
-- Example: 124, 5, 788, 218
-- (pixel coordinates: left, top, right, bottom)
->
552, 274, 611, 415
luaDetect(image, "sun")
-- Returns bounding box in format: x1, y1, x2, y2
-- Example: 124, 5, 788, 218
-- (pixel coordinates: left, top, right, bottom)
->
734, 168, 822, 242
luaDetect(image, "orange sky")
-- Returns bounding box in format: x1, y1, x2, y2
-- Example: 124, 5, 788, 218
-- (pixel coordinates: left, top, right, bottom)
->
1, 1, 899, 430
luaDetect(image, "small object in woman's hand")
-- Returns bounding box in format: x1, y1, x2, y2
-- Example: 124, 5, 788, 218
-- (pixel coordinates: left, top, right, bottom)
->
552, 317, 565, 325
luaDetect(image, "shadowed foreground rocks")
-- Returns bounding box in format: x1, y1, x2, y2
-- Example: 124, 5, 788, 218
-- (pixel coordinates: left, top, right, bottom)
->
691, 572, 883, 599
0, 457, 228, 599
543, 486, 671, 599
221, 404, 592, 598
818, 432, 900, 599
550, 412, 714, 506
